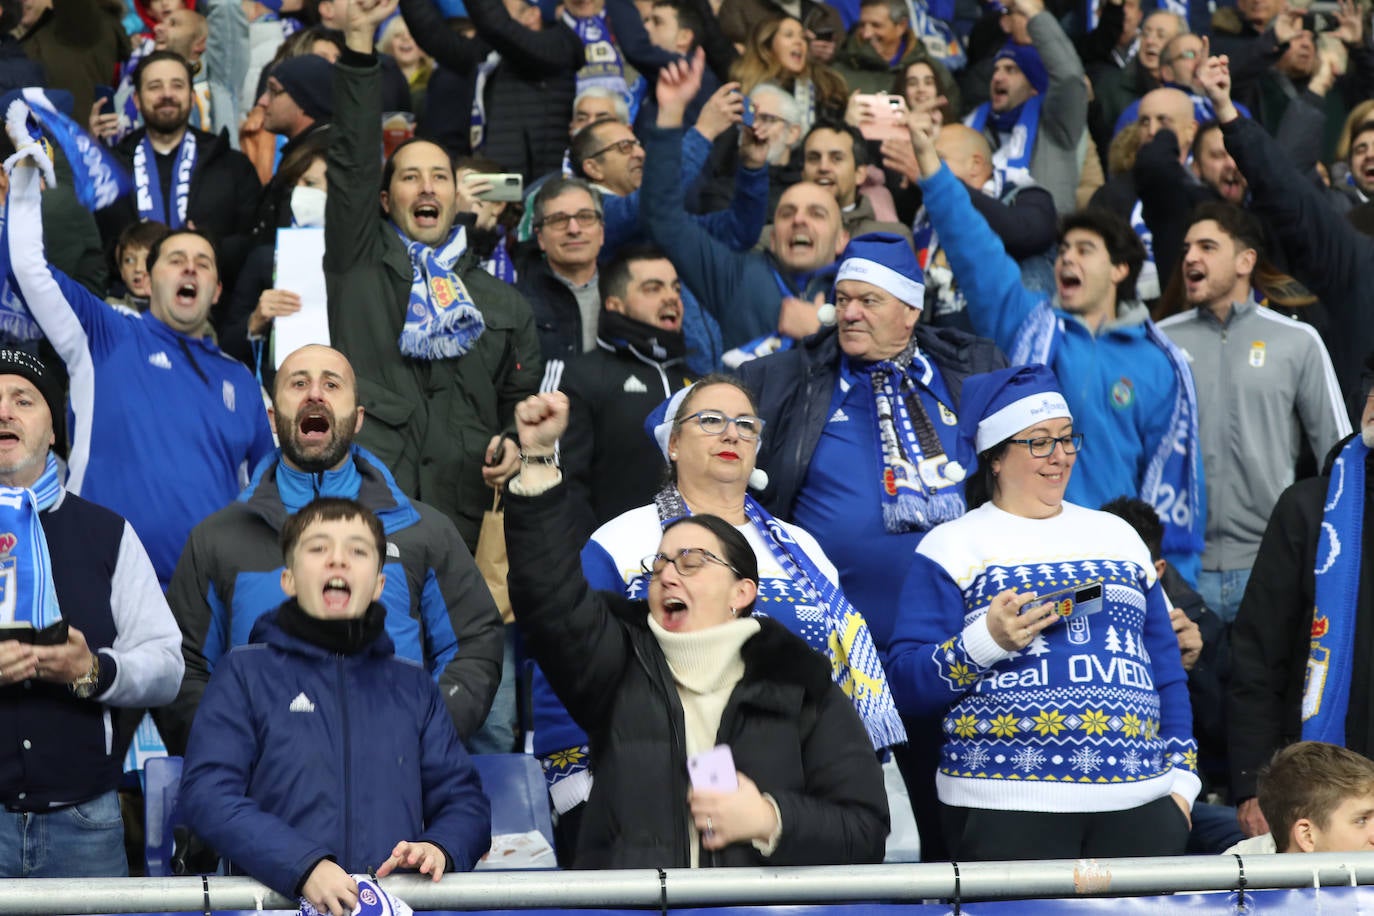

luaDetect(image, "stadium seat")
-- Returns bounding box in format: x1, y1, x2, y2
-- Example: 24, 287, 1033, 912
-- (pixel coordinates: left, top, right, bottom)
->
143, 755, 185, 878
471, 753, 557, 853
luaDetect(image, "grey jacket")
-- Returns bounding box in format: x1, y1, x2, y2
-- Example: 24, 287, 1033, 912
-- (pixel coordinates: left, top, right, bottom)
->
1023, 12, 1087, 214
1158, 301, 1351, 571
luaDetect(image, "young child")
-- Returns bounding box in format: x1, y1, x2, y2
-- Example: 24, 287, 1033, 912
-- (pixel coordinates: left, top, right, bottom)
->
180, 497, 491, 916
1227, 741, 1374, 855
106, 220, 168, 312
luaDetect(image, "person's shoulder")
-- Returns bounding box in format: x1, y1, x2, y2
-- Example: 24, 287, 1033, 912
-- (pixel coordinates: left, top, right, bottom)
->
916, 503, 995, 561
49, 489, 129, 532
589, 503, 660, 561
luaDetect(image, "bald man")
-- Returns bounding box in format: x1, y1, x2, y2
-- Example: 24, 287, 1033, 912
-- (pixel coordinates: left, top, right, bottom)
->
1137, 87, 1197, 163
159, 344, 505, 752
915, 124, 1059, 331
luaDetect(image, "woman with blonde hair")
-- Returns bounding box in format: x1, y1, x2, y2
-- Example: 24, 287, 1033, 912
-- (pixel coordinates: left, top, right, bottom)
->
730, 16, 848, 132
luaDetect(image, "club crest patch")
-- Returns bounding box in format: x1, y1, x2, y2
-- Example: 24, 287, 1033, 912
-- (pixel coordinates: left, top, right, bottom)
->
1110, 377, 1134, 409
1249, 341, 1266, 368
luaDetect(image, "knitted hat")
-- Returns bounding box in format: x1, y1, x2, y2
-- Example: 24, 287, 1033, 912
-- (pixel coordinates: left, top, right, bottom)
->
958, 364, 1071, 456
272, 55, 335, 122
994, 42, 1049, 96
0, 349, 65, 456
834, 232, 925, 309
644, 384, 769, 491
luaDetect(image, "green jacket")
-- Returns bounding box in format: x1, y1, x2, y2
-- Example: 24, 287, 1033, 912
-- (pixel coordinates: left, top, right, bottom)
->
325, 53, 543, 550
833, 31, 929, 96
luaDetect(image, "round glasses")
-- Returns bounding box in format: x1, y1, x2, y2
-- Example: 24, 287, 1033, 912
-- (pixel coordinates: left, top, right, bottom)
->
640, 548, 739, 579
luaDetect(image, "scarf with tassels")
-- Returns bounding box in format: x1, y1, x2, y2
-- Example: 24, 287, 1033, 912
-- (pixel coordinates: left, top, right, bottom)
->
854, 337, 966, 534
393, 223, 486, 360
653, 485, 907, 750
0, 453, 63, 628
1302, 436, 1368, 744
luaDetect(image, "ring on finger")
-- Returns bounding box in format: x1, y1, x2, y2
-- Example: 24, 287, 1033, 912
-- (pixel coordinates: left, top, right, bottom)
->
706, 816, 714, 835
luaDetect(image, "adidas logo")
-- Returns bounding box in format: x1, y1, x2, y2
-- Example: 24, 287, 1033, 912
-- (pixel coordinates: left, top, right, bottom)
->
623, 376, 648, 394
288, 692, 315, 713
148, 352, 172, 370
829, 408, 849, 423
386, 542, 399, 559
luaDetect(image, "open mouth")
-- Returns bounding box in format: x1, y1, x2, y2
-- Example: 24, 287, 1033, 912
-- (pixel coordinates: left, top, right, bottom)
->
789, 233, 815, 252
1184, 267, 1205, 284
322, 576, 351, 613
1057, 273, 1082, 295
661, 596, 688, 627
0, 429, 21, 446
175, 281, 198, 307
658, 308, 681, 328
298, 410, 332, 444
413, 202, 441, 228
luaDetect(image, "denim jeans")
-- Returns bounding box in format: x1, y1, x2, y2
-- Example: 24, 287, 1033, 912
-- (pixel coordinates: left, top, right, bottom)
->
466, 624, 518, 755
0, 789, 128, 877
1196, 568, 1253, 624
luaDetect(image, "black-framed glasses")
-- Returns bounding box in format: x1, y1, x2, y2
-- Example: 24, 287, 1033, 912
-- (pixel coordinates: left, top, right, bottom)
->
536, 208, 603, 231
677, 410, 765, 440
1007, 433, 1084, 458
590, 138, 643, 158
641, 548, 739, 579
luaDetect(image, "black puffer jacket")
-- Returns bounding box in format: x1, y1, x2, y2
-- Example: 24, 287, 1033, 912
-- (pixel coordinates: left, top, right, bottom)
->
506, 482, 890, 868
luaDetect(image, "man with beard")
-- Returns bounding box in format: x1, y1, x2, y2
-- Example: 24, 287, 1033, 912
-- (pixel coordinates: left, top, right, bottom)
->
1157, 203, 1348, 622
5, 134, 275, 589
97, 51, 262, 298
159, 344, 504, 752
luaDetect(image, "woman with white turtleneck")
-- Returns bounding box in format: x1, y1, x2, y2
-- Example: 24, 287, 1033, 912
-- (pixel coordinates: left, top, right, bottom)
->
504, 391, 889, 868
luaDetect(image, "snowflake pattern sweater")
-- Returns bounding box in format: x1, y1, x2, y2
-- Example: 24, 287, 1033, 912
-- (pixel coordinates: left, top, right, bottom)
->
885, 502, 1201, 813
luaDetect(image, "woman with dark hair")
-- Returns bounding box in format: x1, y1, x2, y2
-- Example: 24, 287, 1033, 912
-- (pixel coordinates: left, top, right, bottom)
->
504, 390, 889, 868
886, 364, 1200, 861
730, 16, 848, 132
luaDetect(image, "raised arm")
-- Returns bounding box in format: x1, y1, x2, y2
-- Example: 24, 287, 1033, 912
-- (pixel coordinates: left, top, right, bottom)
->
1023, 0, 1087, 150
603, 0, 679, 77
398, 0, 487, 73
465, 0, 584, 73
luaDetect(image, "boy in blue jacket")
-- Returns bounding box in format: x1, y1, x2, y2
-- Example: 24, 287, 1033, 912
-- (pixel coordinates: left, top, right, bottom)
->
180, 498, 491, 916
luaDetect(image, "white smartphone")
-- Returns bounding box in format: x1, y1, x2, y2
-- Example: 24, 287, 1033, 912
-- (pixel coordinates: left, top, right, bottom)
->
464, 172, 524, 202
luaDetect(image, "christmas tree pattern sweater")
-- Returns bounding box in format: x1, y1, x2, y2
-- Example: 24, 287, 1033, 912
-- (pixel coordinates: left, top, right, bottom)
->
886, 501, 1201, 813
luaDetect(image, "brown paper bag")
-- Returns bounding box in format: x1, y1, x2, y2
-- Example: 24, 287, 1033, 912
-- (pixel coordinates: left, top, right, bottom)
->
475, 488, 513, 623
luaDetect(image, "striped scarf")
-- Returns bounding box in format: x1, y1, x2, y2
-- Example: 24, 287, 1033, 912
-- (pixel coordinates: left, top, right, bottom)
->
653, 485, 907, 749
0, 453, 62, 628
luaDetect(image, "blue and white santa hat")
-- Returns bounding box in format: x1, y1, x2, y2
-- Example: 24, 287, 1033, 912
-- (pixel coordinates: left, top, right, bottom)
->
958, 364, 1072, 456
994, 42, 1050, 96
834, 232, 925, 309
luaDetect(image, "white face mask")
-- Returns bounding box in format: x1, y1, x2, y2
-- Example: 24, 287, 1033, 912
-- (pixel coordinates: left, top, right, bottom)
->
290, 185, 327, 227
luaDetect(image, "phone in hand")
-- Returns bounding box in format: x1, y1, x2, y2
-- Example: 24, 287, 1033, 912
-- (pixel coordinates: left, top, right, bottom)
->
688, 744, 738, 792
741, 96, 755, 128
0, 620, 69, 645
463, 172, 524, 203
854, 93, 910, 141
1025, 580, 1105, 621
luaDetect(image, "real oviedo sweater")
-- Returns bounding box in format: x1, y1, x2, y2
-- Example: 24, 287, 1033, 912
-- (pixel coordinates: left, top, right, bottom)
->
885, 501, 1201, 813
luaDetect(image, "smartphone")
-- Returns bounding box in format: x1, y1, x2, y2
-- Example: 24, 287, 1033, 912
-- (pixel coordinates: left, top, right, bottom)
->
464, 172, 524, 203
486, 437, 506, 467
93, 85, 116, 108
854, 93, 910, 142
687, 744, 738, 792
1026, 581, 1105, 621
741, 96, 755, 128
0, 620, 69, 645
1302, 11, 1335, 32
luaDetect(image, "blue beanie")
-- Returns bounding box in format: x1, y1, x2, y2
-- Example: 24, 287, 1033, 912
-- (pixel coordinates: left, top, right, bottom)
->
272, 55, 334, 122
957, 365, 1071, 457
994, 42, 1049, 96
834, 232, 925, 308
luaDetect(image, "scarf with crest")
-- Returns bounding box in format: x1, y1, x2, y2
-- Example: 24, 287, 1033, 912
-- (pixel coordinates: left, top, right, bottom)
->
393, 223, 486, 360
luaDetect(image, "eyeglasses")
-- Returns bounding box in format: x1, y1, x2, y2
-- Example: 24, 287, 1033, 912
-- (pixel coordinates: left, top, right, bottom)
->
536, 209, 603, 230
753, 113, 787, 128
590, 138, 643, 158
641, 547, 739, 579
1007, 433, 1084, 458
1168, 49, 1200, 63
677, 410, 765, 440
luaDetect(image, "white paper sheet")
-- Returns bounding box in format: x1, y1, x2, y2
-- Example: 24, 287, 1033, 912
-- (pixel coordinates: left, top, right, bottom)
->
272, 227, 330, 369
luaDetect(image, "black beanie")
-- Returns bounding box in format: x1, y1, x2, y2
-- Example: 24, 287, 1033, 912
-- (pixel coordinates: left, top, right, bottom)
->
0, 349, 65, 457
272, 55, 335, 122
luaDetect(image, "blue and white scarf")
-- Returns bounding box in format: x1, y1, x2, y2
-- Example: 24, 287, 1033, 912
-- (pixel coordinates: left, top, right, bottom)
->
1010, 301, 1206, 558
966, 95, 1042, 191
482, 226, 517, 285
856, 338, 966, 533
652, 485, 907, 749
1302, 436, 1368, 744
394, 223, 486, 360
133, 131, 196, 229
0, 453, 63, 629
563, 12, 631, 107
1129, 198, 1159, 301
0, 190, 41, 343
469, 51, 501, 150
3, 90, 132, 211
905, 0, 966, 71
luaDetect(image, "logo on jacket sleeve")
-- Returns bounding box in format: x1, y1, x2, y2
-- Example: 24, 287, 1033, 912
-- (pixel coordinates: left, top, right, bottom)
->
289, 692, 316, 713
222, 380, 236, 412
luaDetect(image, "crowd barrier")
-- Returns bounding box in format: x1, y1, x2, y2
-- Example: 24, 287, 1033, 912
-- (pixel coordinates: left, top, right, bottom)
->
6, 855, 1374, 916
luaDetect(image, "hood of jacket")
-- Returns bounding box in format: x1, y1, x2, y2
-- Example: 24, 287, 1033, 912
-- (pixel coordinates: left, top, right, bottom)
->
239, 444, 421, 536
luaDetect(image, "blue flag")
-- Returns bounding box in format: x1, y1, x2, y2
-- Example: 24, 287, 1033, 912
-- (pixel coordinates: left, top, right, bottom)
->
2, 88, 132, 211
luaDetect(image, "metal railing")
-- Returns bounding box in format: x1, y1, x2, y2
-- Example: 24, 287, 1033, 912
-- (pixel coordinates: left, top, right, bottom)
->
5, 855, 1374, 915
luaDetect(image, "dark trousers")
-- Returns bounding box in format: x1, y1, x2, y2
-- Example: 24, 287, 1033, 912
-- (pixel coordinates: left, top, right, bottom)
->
941, 794, 1192, 861
891, 715, 949, 862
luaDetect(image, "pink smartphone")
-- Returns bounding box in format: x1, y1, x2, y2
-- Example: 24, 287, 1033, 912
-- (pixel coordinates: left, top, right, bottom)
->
687, 745, 739, 792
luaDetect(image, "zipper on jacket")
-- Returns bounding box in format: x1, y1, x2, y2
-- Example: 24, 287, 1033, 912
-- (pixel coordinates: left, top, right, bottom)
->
337, 655, 353, 868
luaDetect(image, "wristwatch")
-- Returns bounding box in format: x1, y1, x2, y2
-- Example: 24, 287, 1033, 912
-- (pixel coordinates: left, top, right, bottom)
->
68, 654, 101, 699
